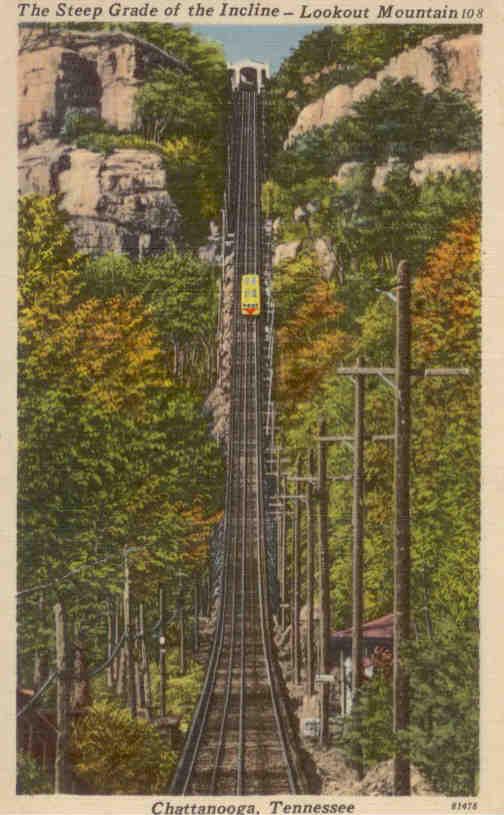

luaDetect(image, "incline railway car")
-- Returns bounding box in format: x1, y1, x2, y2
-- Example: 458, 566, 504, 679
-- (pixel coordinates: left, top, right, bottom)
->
241, 274, 261, 316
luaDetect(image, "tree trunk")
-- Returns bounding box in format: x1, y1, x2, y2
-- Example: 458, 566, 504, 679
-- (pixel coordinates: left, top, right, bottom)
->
71, 637, 91, 713
107, 603, 114, 689
179, 601, 186, 676
139, 604, 152, 719
54, 602, 71, 794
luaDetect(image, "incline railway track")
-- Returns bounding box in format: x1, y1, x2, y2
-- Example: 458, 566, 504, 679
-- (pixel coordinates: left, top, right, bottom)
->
171, 83, 307, 795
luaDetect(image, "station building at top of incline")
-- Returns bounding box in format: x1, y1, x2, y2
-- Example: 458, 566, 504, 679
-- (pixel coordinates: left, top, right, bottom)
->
228, 60, 270, 94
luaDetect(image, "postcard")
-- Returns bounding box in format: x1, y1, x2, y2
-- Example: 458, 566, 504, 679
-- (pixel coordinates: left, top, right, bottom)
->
1, 1, 503, 813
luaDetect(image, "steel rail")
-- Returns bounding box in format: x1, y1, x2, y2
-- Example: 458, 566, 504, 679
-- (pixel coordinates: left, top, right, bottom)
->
250, 88, 304, 793
169, 91, 245, 795
171, 87, 306, 795
236, 93, 253, 794
211, 91, 251, 794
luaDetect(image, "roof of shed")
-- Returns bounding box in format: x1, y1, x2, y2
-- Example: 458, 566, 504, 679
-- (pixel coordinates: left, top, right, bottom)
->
331, 613, 394, 642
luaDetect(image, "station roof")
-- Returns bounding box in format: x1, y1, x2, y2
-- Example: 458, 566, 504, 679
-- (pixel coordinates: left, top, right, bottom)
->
331, 613, 394, 643
227, 59, 270, 71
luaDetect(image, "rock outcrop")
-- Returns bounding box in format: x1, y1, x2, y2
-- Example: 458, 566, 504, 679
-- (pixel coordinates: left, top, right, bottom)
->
18, 29, 186, 257
408, 150, 481, 187
329, 150, 481, 193
205, 251, 234, 444
273, 239, 301, 267
18, 28, 186, 147
272, 150, 480, 273
287, 33, 481, 144
19, 140, 180, 257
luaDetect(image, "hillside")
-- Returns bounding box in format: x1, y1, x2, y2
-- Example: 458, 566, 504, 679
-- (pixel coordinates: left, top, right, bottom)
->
18, 24, 227, 250
17, 24, 228, 795
266, 24, 480, 795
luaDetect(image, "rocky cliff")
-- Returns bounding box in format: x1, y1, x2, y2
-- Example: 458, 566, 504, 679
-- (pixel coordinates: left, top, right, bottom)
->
287, 33, 481, 144
19, 28, 186, 146
272, 149, 481, 276
331, 149, 481, 193
19, 139, 180, 257
18, 28, 184, 257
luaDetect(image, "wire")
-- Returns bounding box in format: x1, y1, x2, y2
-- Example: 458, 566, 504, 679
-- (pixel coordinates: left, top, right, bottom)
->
16, 551, 124, 600
16, 670, 58, 720
82, 630, 127, 680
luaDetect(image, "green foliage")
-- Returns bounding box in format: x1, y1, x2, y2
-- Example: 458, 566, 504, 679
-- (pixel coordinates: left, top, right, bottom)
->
72, 131, 158, 155
160, 137, 224, 239
270, 24, 481, 152
59, 108, 110, 143
17, 194, 223, 684
275, 81, 480, 188
71, 701, 177, 793
342, 672, 394, 769
150, 648, 204, 733
406, 621, 479, 795
136, 70, 220, 143
81, 247, 219, 389
16, 751, 52, 794
342, 619, 478, 795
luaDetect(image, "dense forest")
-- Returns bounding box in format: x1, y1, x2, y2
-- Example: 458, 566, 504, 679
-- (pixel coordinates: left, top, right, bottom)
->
267, 24, 480, 795
17, 22, 480, 796
17, 23, 228, 793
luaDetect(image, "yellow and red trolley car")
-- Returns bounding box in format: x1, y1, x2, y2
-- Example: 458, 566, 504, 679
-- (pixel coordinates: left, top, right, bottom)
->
240, 274, 261, 317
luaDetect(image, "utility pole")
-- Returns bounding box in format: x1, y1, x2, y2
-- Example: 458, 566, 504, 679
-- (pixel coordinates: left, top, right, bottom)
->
123, 547, 136, 718
281, 474, 289, 631
159, 586, 166, 718
106, 601, 113, 689
306, 449, 316, 697
134, 614, 143, 711
54, 601, 71, 794
292, 456, 302, 685
193, 579, 200, 654
352, 357, 365, 780
318, 419, 330, 747
279, 484, 306, 681
274, 443, 281, 590
139, 602, 152, 719
179, 594, 186, 675
393, 260, 411, 795
336, 260, 469, 794
113, 597, 120, 684
33, 594, 49, 692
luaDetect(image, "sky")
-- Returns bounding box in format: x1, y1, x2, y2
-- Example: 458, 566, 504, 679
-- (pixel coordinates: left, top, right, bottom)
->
191, 25, 324, 73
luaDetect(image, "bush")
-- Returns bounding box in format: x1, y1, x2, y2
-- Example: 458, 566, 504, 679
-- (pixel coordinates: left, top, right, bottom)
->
342, 671, 394, 771
16, 751, 52, 794
71, 701, 177, 794
60, 108, 110, 143
340, 621, 478, 795
406, 623, 479, 795
150, 649, 204, 733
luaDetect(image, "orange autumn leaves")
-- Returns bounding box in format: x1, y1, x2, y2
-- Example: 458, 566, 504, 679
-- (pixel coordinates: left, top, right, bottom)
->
276, 267, 348, 408
60, 297, 171, 416
275, 214, 480, 415
413, 213, 480, 365
18, 195, 223, 598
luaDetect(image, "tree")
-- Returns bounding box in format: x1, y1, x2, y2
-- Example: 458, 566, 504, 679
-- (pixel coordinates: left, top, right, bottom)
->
71, 701, 176, 793
17, 197, 224, 686
82, 248, 219, 390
